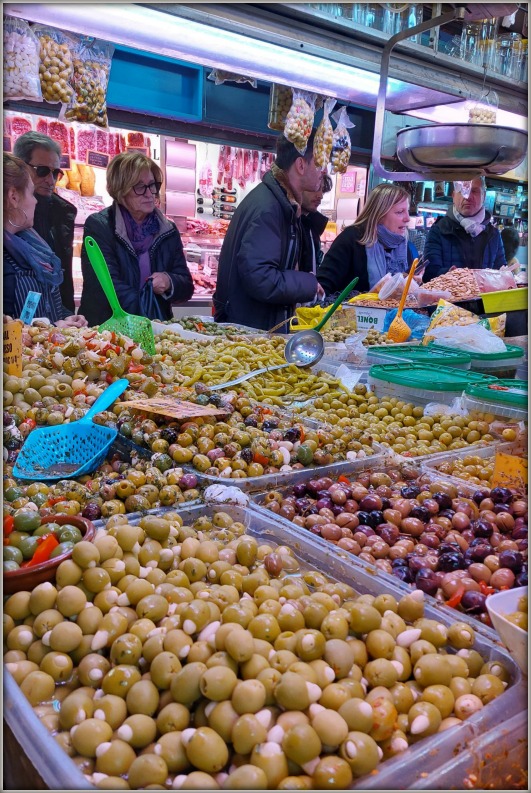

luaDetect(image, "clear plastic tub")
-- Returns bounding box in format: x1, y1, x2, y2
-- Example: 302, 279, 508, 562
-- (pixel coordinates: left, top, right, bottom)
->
461, 343, 524, 378
367, 344, 472, 370
4, 502, 526, 791
420, 440, 527, 490
369, 363, 496, 405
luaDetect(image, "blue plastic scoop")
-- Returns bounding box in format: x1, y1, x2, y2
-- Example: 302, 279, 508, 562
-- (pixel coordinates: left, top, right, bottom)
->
13, 379, 129, 481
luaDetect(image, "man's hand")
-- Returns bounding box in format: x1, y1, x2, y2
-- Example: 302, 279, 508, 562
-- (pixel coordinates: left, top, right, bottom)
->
151, 273, 172, 295
316, 283, 325, 301
57, 314, 88, 328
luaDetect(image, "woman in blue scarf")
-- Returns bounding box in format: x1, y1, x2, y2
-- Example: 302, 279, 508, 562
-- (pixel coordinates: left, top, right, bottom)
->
317, 183, 418, 297
3, 153, 87, 327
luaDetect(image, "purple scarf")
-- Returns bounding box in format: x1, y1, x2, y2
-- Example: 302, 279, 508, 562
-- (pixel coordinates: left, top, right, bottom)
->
120, 205, 160, 286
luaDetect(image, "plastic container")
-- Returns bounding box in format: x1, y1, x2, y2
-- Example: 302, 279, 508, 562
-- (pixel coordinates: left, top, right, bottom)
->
464, 378, 528, 418
378, 272, 406, 301
486, 586, 528, 674
367, 344, 472, 370
4, 501, 526, 790
421, 440, 527, 489
369, 363, 497, 405
480, 286, 528, 313
454, 343, 525, 379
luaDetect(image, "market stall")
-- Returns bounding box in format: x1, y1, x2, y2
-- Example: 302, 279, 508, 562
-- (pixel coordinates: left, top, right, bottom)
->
3, 2, 528, 791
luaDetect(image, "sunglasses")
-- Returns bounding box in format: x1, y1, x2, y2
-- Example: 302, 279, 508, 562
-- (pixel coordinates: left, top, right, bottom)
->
29, 164, 65, 180
132, 181, 162, 196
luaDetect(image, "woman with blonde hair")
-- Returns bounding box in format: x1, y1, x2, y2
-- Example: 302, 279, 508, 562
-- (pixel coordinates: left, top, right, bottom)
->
79, 151, 193, 326
3, 152, 87, 327
317, 182, 418, 296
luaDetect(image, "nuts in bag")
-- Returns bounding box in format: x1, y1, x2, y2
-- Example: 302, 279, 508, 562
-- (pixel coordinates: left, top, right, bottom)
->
3, 16, 43, 102
33, 24, 77, 104
313, 97, 337, 168
330, 106, 355, 173
62, 38, 114, 128
284, 89, 316, 154
207, 69, 257, 87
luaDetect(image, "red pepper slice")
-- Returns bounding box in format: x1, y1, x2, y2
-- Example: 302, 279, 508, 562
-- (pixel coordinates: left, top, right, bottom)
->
478, 580, 495, 596
27, 533, 59, 566
253, 452, 270, 467
47, 496, 67, 506
3, 515, 15, 537
446, 584, 466, 609
129, 364, 145, 373
338, 475, 351, 485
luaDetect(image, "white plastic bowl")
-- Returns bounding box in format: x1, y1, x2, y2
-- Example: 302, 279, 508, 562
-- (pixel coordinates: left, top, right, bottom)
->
486, 586, 528, 675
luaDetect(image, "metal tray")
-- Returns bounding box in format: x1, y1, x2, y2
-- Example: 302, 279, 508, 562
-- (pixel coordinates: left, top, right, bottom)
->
4, 501, 525, 790
396, 123, 528, 177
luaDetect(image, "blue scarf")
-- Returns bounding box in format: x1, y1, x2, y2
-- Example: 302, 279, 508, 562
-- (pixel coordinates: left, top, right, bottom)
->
120, 205, 159, 255
3, 228, 63, 288
366, 224, 409, 290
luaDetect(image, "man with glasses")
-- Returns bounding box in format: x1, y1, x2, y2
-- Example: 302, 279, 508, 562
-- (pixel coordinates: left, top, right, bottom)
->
13, 131, 77, 312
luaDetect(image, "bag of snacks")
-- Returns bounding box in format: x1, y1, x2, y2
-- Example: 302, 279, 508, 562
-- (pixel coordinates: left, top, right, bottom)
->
3, 16, 42, 101
473, 268, 517, 293
283, 89, 316, 154
62, 38, 114, 128
268, 84, 293, 131
313, 97, 337, 168
207, 69, 257, 87
423, 298, 494, 343
32, 24, 77, 104
330, 106, 355, 173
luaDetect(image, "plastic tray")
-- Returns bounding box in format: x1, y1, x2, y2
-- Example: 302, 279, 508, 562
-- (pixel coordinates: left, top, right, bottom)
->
184, 449, 387, 493
420, 440, 527, 489
367, 344, 472, 370
463, 393, 528, 421
480, 286, 528, 313
4, 502, 526, 791
369, 363, 497, 405
465, 378, 527, 409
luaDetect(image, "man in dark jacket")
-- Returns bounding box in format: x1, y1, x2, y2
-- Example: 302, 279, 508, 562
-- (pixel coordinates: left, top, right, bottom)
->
300, 173, 332, 276
13, 131, 77, 313
423, 176, 506, 282
213, 131, 325, 331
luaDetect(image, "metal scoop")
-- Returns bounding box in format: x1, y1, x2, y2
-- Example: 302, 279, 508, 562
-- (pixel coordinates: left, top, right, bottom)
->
386, 259, 418, 343
284, 276, 359, 367
209, 363, 290, 390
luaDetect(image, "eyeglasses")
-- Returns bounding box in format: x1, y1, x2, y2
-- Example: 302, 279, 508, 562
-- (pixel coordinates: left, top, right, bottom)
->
132, 181, 162, 196
29, 164, 65, 181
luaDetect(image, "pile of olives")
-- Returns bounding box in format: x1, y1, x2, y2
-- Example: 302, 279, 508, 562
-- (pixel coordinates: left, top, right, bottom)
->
177, 317, 259, 336
113, 401, 376, 482
293, 384, 497, 459
4, 509, 512, 790
506, 593, 528, 631
4, 511, 84, 571
260, 469, 528, 624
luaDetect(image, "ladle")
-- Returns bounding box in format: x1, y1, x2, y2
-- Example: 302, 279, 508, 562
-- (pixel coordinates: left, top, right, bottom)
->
284, 276, 359, 367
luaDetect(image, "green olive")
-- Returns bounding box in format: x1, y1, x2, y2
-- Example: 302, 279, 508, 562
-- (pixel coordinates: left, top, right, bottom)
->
55, 585, 87, 617
93, 694, 128, 729
184, 726, 229, 773
200, 665, 238, 701
156, 702, 191, 734
339, 731, 380, 777
407, 701, 442, 737
222, 763, 269, 789
250, 742, 289, 789
364, 658, 399, 689
48, 621, 83, 653
471, 674, 506, 704
312, 755, 353, 789
29, 583, 57, 615
413, 654, 452, 688
232, 678, 267, 714
171, 662, 207, 706
338, 698, 374, 733
71, 717, 113, 756
40, 651, 73, 683
102, 664, 142, 698
447, 621, 475, 650
420, 684, 455, 719
153, 731, 189, 773
127, 754, 169, 789
347, 602, 382, 634
95, 739, 136, 777
125, 678, 159, 716
282, 723, 322, 765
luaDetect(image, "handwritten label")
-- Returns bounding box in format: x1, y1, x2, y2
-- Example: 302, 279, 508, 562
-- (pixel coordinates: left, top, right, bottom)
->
126, 146, 149, 155
123, 397, 229, 420
340, 173, 356, 193
354, 306, 387, 332
60, 153, 71, 170
20, 291, 41, 325
491, 452, 528, 490
87, 150, 110, 168
3, 321, 23, 376
4, 135, 12, 153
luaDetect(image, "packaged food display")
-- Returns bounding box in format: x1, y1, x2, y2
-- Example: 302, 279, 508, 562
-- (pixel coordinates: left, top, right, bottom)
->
33, 24, 76, 104
314, 97, 336, 168
3, 16, 42, 102
284, 89, 316, 154
330, 106, 355, 174
62, 38, 114, 127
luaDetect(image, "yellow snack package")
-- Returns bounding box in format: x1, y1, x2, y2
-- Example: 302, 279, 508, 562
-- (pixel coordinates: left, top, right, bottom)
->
423, 299, 481, 344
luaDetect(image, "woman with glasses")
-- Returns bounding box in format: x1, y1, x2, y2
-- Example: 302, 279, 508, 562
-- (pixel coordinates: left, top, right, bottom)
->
13, 131, 77, 313
79, 151, 194, 325
3, 152, 87, 327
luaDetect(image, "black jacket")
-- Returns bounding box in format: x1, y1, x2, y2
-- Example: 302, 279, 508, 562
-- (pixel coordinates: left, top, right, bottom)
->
318, 225, 418, 296
300, 211, 329, 275
423, 210, 506, 282
33, 192, 77, 312
79, 204, 194, 327
213, 170, 319, 330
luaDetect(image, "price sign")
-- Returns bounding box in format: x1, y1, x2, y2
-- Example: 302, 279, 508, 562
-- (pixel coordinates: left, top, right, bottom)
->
340, 172, 356, 193
3, 320, 23, 376
491, 452, 528, 490
87, 150, 110, 168
126, 146, 149, 155
60, 153, 71, 170
123, 397, 229, 420
325, 221, 337, 235
20, 291, 41, 325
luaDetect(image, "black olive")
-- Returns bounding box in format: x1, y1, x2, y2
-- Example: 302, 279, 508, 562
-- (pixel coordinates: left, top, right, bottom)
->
401, 485, 421, 499
437, 552, 466, 572
283, 427, 301, 443
393, 567, 414, 584
433, 492, 453, 510
498, 550, 524, 573
240, 448, 253, 464
460, 591, 487, 614
410, 505, 431, 523
244, 416, 258, 427
415, 568, 439, 597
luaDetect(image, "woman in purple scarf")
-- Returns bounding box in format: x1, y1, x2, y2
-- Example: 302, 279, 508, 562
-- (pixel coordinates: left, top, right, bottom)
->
79, 152, 194, 326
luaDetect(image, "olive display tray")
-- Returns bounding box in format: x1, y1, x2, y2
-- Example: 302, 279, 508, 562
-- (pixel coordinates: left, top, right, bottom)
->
4, 503, 526, 790
183, 448, 387, 494
420, 441, 528, 492
250, 459, 510, 642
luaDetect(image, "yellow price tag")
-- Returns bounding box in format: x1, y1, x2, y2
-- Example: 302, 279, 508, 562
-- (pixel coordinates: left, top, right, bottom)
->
3, 320, 23, 376
325, 221, 337, 235
491, 452, 528, 490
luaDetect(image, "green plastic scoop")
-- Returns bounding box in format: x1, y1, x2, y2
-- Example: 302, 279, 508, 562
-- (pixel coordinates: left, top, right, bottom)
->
84, 236, 156, 355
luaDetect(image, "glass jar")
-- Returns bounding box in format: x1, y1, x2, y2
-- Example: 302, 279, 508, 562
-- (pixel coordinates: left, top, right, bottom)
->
520, 39, 528, 82
477, 17, 498, 71
460, 21, 482, 65
358, 3, 384, 30
496, 32, 523, 78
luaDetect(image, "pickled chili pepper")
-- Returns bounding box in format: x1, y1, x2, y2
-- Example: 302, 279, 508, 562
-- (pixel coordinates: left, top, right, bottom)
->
446, 584, 466, 609
478, 580, 495, 596
129, 364, 145, 373
26, 533, 59, 566
3, 515, 14, 537
338, 475, 351, 485
253, 452, 269, 466
47, 496, 67, 506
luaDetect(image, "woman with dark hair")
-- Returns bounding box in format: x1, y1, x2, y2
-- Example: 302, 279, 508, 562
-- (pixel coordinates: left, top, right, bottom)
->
501, 226, 521, 267
79, 151, 194, 326
3, 152, 86, 327
317, 182, 418, 295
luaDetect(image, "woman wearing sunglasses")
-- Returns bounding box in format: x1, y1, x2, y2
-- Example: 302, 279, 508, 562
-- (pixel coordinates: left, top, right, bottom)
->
13, 131, 77, 313
79, 151, 194, 326
3, 153, 87, 328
